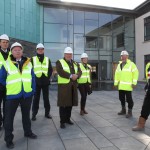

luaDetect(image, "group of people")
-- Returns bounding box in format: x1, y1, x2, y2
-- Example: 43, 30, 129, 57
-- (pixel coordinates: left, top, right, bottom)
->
0, 34, 92, 148
0, 33, 150, 149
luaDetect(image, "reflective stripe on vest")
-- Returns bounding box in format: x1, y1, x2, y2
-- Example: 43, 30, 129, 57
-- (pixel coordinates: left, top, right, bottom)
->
4, 59, 32, 96
58, 59, 78, 84
33, 56, 49, 78
78, 63, 91, 84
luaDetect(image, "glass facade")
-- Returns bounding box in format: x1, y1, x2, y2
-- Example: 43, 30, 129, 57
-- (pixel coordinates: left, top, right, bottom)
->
44, 7, 135, 81
0, 0, 40, 43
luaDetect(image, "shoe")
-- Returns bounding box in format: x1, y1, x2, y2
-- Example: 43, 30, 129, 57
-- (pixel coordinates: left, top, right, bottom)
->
66, 120, 74, 125
31, 115, 36, 121
6, 141, 14, 149
126, 109, 132, 118
132, 117, 146, 131
84, 110, 88, 114
118, 107, 126, 115
25, 132, 37, 139
80, 110, 84, 116
60, 123, 66, 129
45, 114, 52, 119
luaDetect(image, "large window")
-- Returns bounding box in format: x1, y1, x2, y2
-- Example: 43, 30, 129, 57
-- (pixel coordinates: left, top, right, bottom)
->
43, 7, 135, 80
144, 16, 150, 41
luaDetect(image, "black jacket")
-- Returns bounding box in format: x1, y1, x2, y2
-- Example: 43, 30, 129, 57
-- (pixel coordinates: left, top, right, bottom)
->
31, 54, 53, 86
0, 48, 10, 60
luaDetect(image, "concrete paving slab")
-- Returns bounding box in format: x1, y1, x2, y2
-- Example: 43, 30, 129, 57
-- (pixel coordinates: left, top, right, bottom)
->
28, 134, 65, 150
86, 131, 114, 148
110, 137, 146, 150
97, 126, 129, 139
63, 137, 98, 150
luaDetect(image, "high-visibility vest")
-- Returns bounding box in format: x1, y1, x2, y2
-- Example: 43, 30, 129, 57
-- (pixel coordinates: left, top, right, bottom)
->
58, 59, 78, 84
78, 63, 91, 84
4, 58, 32, 96
0, 51, 11, 68
33, 56, 49, 78
145, 62, 150, 81
114, 59, 139, 91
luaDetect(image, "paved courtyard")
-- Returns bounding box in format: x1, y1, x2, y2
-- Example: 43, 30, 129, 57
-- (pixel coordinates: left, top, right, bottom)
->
1, 83, 150, 150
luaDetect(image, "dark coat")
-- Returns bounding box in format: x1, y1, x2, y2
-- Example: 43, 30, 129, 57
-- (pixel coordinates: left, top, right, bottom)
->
31, 54, 53, 86
56, 58, 82, 107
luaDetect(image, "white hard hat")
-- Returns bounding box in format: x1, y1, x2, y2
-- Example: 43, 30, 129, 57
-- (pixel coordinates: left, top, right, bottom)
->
81, 53, 88, 58
0, 34, 9, 41
64, 47, 73, 54
10, 42, 23, 51
36, 43, 44, 49
120, 50, 129, 56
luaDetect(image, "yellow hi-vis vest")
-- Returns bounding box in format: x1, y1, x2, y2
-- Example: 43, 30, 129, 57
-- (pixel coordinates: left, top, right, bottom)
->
58, 59, 78, 84
4, 58, 32, 96
0, 51, 11, 68
78, 63, 91, 84
33, 56, 49, 78
114, 59, 139, 91
145, 62, 150, 81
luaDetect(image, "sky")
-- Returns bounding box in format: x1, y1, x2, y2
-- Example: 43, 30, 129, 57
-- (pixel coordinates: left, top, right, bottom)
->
60, 0, 147, 10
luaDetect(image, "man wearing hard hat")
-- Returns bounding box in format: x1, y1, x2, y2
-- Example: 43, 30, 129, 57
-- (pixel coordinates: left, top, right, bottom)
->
0, 42, 37, 149
78, 53, 92, 115
31, 43, 53, 121
114, 50, 139, 118
56, 47, 82, 129
0, 34, 10, 130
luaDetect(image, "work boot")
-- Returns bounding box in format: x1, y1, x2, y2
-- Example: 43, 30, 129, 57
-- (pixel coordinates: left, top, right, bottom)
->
80, 110, 84, 116
132, 117, 146, 131
32, 114, 36, 121
6, 141, 14, 149
126, 109, 132, 118
83, 109, 88, 114
66, 120, 74, 125
118, 107, 126, 115
60, 123, 66, 129
45, 114, 52, 119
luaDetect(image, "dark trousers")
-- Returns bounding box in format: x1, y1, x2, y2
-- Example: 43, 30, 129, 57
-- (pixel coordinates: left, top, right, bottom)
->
32, 84, 50, 116
59, 107, 72, 124
119, 90, 134, 109
4, 97, 32, 142
141, 91, 150, 120
78, 84, 88, 110
0, 88, 6, 126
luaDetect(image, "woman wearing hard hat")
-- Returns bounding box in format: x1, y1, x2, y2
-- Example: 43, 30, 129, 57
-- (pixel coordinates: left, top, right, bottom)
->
78, 53, 92, 115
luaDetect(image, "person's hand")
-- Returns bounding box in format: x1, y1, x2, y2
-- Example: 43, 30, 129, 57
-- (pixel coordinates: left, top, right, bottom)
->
132, 84, 136, 88
113, 85, 118, 89
71, 74, 78, 81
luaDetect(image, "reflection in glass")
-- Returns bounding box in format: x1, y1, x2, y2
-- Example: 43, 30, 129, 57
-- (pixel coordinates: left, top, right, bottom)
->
85, 12, 98, 20
44, 23, 67, 43
86, 36, 98, 48
74, 11, 84, 33
44, 43, 67, 62
85, 20, 98, 35
85, 51, 98, 60
74, 34, 84, 53
68, 10, 73, 25
44, 8, 67, 24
